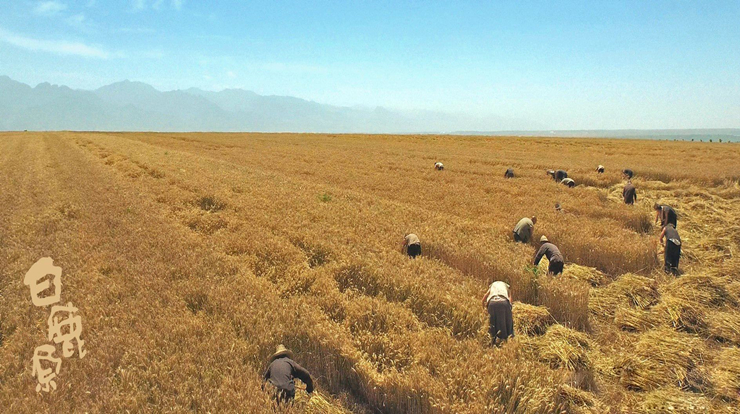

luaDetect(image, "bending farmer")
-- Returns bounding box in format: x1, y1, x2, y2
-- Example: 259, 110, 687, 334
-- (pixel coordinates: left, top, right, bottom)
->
660, 223, 681, 275
533, 235, 564, 275
513, 216, 537, 243
482, 281, 513, 346
262, 345, 314, 404
402, 233, 422, 258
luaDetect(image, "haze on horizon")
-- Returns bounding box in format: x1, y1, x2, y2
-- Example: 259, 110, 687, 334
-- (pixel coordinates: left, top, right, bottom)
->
0, 0, 739, 131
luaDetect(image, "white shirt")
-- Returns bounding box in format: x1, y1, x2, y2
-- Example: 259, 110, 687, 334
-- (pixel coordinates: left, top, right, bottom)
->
486, 281, 510, 303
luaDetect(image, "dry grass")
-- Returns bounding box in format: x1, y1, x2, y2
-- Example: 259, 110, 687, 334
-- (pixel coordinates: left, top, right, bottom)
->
1, 132, 739, 412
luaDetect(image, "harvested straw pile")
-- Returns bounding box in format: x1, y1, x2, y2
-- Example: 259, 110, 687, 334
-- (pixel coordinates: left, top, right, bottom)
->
557, 384, 607, 414
530, 325, 592, 371
590, 273, 659, 317
653, 274, 737, 334
638, 388, 713, 413
514, 303, 555, 336
663, 274, 736, 308
707, 310, 740, 345
726, 280, 740, 302
564, 263, 609, 287
613, 307, 658, 332
618, 328, 706, 391
294, 391, 353, 414
710, 347, 740, 401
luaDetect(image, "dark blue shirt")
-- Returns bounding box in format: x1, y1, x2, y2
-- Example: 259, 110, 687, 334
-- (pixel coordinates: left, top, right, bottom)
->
263, 357, 314, 393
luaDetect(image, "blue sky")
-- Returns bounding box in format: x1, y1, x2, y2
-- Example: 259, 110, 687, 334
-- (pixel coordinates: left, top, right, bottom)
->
1, 0, 738, 129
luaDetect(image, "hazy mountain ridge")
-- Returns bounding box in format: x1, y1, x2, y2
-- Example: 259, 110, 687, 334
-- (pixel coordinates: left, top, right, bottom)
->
455, 129, 740, 141
0, 76, 538, 133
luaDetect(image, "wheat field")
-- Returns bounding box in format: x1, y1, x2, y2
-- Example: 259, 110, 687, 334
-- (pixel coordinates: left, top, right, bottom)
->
1, 132, 739, 413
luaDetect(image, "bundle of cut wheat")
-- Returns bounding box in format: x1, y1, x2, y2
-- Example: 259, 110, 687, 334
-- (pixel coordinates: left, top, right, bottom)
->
590, 273, 659, 317
707, 310, 740, 345
613, 307, 658, 332
564, 263, 608, 287
660, 274, 735, 308
653, 274, 735, 333
710, 347, 740, 401
293, 390, 353, 414
514, 303, 555, 336
533, 325, 591, 371
618, 328, 706, 391
638, 388, 713, 413
557, 384, 608, 414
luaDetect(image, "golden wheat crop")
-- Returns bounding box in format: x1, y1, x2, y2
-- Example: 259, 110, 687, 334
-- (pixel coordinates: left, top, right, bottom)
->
0, 132, 739, 412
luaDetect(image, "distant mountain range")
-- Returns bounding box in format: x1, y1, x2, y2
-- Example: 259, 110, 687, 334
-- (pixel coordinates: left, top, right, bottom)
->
0, 76, 539, 133
454, 129, 740, 142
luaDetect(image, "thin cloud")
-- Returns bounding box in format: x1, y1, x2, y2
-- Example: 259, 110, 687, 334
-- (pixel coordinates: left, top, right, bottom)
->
259, 62, 329, 75
131, 0, 183, 11
0, 28, 112, 59
66, 13, 86, 27
33, 1, 67, 15
112, 27, 156, 34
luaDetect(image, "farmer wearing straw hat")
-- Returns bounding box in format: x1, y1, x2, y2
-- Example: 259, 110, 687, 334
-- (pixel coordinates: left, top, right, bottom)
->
482, 280, 514, 346
504, 168, 514, 178
262, 344, 314, 404
402, 233, 422, 259
596, 165, 605, 174
623, 180, 637, 205
434, 162, 444, 170
660, 223, 681, 275
513, 216, 537, 243
533, 236, 564, 275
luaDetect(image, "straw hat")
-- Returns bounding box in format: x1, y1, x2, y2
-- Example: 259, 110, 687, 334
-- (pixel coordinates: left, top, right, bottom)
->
269, 344, 294, 361
540, 235, 549, 243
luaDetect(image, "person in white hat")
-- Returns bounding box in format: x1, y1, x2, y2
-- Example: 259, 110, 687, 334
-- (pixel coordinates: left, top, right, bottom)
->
262, 344, 314, 404
434, 162, 444, 171
596, 165, 605, 174
402, 233, 422, 258
481, 280, 514, 346
561, 177, 575, 188
533, 235, 564, 275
